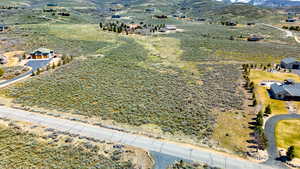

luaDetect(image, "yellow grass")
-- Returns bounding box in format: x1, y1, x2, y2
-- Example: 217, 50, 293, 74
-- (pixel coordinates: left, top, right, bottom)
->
249, 69, 300, 114
213, 111, 253, 155
3, 51, 25, 67
276, 120, 300, 158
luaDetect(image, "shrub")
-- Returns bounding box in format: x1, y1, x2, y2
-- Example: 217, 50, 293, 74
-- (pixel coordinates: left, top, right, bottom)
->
0, 68, 4, 77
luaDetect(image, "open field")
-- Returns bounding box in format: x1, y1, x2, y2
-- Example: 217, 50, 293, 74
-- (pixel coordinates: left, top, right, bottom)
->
276, 119, 300, 158
1, 23, 247, 142
249, 69, 300, 114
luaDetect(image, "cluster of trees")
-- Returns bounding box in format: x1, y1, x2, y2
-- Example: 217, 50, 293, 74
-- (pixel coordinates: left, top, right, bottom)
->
242, 64, 269, 150
287, 146, 295, 161
32, 56, 73, 76
254, 111, 268, 150
99, 21, 166, 34
0, 6, 20, 9
282, 25, 300, 32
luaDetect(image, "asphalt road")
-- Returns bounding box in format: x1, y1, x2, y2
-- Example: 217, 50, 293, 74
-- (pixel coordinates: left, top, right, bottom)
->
264, 114, 300, 166
0, 59, 51, 88
0, 106, 279, 169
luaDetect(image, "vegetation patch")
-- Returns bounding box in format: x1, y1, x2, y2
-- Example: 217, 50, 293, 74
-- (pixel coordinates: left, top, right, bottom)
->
0, 124, 135, 168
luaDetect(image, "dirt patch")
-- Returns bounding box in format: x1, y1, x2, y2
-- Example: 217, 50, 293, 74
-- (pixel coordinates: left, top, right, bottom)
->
3, 51, 25, 67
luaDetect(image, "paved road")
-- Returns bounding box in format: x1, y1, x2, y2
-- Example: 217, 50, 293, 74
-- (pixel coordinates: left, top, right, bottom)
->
0, 106, 279, 169
264, 114, 300, 166
0, 59, 51, 88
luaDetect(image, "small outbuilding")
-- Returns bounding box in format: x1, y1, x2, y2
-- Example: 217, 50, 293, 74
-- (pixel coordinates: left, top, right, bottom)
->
280, 58, 300, 69
30, 48, 55, 59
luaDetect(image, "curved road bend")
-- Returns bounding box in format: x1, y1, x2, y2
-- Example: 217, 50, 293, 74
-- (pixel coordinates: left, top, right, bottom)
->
264, 114, 300, 166
0, 106, 278, 169
0, 59, 52, 88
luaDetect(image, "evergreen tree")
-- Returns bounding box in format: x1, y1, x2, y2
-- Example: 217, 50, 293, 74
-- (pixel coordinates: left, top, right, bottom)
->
287, 146, 295, 161
264, 105, 271, 116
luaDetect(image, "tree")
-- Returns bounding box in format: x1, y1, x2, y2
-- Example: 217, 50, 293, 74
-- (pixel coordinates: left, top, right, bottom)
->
253, 99, 257, 107
258, 132, 268, 150
99, 22, 103, 28
287, 146, 295, 161
0, 68, 4, 77
36, 68, 41, 75
264, 105, 271, 116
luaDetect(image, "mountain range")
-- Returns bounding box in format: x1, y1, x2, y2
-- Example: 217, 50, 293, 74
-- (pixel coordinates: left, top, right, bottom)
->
217, 0, 300, 7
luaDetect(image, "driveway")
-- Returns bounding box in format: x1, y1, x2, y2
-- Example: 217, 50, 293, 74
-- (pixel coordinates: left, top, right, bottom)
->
0, 59, 52, 88
0, 106, 278, 169
261, 23, 299, 43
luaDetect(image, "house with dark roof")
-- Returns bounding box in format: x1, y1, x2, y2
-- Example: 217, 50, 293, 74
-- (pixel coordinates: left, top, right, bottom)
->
0, 24, 8, 32
269, 79, 300, 100
280, 58, 300, 69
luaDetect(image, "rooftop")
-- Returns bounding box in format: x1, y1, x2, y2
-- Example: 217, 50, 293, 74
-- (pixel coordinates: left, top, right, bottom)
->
281, 57, 297, 64
271, 81, 300, 97
32, 48, 53, 53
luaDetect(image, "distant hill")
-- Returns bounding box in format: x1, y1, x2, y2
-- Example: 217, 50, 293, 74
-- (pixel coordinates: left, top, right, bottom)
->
216, 0, 300, 7
0, 0, 277, 22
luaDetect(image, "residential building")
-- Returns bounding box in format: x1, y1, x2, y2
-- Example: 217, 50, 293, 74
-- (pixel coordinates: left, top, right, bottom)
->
269, 79, 300, 100
280, 58, 300, 69
30, 48, 55, 59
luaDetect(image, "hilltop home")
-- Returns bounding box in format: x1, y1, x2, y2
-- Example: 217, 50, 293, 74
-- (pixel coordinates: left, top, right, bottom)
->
0, 24, 8, 32
280, 58, 300, 69
165, 25, 177, 30
30, 48, 55, 59
247, 35, 264, 41
269, 79, 300, 100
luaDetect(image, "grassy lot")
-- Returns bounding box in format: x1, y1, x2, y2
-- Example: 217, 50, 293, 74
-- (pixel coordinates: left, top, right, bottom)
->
249, 69, 300, 114
276, 120, 300, 158
0, 124, 136, 168
213, 111, 253, 156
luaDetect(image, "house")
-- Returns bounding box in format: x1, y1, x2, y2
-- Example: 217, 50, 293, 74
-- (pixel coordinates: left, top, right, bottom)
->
247, 22, 256, 26
0, 24, 8, 32
111, 15, 121, 19
30, 48, 55, 59
145, 8, 155, 12
269, 79, 300, 100
286, 18, 296, 22
0, 56, 7, 64
165, 25, 176, 30
129, 24, 141, 30
280, 58, 300, 69
197, 18, 206, 22
247, 35, 264, 41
